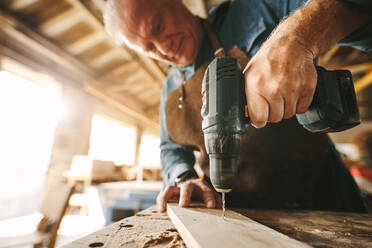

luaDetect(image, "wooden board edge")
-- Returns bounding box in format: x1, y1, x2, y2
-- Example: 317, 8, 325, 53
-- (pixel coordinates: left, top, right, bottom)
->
167, 203, 311, 248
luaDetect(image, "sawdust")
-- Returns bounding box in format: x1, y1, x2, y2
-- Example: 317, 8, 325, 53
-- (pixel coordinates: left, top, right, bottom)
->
121, 231, 185, 248
142, 231, 185, 248
77, 207, 186, 248
135, 213, 152, 217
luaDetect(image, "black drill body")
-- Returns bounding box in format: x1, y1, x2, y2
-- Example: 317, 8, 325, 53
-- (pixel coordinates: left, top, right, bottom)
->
201, 56, 360, 192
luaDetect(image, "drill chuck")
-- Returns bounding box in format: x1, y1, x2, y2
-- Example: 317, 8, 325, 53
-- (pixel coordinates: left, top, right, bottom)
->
205, 133, 241, 192
209, 155, 237, 193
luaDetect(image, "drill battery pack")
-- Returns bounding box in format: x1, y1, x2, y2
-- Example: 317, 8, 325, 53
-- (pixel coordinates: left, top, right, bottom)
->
296, 66, 360, 133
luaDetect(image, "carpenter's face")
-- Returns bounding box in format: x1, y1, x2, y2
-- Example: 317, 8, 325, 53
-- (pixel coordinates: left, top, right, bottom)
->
119, 0, 204, 66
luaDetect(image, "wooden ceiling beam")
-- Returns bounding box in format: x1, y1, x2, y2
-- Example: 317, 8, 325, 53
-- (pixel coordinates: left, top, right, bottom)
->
345, 49, 362, 63
0, 10, 158, 128
144, 104, 160, 123
64, 0, 132, 60
99, 61, 139, 81
89, 48, 127, 68
78, 0, 105, 23
105, 73, 145, 93
126, 81, 151, 95
326, 62, 372, 75
137, 55, 167, 83
355, 70, 372, 93
76, 0, 166, 84
0, 10, 96, 78
139, 87, 162, 98
144, 94, 161, 106
39, 8, 81, 36
9, 0, 39, 10
108, 91, 149, 113
67, 31, 106, 55
319, 45, 340, 65
84, 84, 158, 128
145, 104, 160, 116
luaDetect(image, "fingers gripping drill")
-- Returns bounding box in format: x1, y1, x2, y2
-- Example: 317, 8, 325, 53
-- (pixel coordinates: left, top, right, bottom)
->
201, 56, 360, 195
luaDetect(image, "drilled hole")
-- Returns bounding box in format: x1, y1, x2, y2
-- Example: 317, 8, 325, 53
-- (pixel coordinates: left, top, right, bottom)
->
152, 210, 158, 213
123, 224, 134, 228
89, 242, 104, 247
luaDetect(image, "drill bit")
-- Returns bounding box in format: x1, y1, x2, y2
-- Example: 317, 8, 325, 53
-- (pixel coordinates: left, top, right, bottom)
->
222, 192, 226, 220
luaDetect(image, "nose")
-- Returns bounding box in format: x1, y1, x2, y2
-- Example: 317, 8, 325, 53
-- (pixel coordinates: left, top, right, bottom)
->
154, 38, 173, 56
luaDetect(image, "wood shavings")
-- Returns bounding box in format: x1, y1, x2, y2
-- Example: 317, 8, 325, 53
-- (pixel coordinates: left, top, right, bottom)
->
121, 231, 185, 248
142, 231, 185, 248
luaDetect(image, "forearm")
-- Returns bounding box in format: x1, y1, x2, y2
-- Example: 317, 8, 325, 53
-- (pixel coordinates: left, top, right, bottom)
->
275, 0, 371, 57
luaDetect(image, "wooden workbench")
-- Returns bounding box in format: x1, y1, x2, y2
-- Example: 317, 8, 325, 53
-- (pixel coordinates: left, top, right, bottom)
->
63, 206, 372, 248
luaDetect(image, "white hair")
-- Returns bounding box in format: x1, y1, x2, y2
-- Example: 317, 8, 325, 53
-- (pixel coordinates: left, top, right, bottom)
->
103, 0, 127, 46
103, 0, 163, 60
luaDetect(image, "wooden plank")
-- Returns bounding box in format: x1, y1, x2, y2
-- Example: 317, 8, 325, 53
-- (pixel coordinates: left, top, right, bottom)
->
167, 203, 310, 248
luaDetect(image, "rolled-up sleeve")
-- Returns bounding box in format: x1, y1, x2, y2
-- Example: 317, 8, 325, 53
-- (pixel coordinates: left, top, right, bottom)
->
337, 0, 372, 52
159, 70, 197, 187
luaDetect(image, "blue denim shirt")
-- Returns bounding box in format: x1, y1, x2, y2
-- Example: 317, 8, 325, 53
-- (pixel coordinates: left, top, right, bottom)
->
160, 0, 372, 187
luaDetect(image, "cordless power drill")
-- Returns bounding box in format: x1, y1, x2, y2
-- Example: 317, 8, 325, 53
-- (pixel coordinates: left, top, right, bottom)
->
201, 56, 360, 193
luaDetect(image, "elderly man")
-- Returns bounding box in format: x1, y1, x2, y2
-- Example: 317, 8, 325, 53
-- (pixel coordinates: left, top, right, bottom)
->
104, 0, 371, 213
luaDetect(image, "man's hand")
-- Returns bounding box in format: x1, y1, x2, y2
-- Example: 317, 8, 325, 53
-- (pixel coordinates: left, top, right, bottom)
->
156, 178, 222, 212
243, 36, 316, 128
243, 0, 370, 128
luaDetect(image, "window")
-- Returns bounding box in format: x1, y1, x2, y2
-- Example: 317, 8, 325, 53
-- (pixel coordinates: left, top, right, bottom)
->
0, 70, 64, 219
89, 115, 136, 165
138, 134, 160, 168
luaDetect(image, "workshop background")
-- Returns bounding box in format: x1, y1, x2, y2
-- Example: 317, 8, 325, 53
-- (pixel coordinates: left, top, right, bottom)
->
0, 0, 371, 247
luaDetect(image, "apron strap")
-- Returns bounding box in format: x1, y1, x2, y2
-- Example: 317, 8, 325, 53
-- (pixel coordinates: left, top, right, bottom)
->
177, 18, 226, 108
178, 70, 185, 109
202, 20, 225, 57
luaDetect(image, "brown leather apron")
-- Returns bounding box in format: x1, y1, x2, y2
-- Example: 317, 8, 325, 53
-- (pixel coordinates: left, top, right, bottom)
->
165, 21, 362, 211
